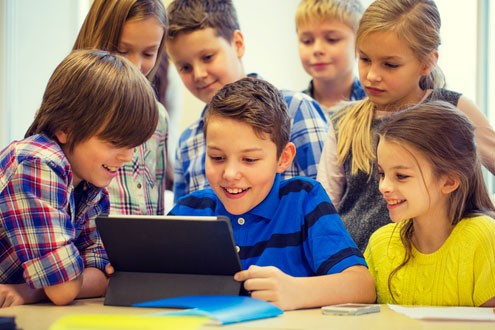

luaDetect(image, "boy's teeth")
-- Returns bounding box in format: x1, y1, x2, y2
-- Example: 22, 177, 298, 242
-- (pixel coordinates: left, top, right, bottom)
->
388, 200, 403, 205
226, 188, 244, 194
103, 165, 118, 172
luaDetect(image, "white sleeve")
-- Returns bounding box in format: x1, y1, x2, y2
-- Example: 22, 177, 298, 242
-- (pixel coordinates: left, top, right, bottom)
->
457, 95, 495, 175
316, 123, 346, 208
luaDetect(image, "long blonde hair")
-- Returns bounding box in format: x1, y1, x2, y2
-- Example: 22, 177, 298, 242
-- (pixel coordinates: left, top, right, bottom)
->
336, 0, 445, 175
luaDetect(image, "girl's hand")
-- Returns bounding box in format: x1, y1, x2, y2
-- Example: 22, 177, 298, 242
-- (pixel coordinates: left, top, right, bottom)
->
234, 265, 299, 310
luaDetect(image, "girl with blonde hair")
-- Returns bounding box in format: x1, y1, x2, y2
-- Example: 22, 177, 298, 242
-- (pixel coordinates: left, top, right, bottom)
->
317, 0, 495, 251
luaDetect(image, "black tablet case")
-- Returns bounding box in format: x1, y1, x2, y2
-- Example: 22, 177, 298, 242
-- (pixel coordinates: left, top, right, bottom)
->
96, 215, 243, 306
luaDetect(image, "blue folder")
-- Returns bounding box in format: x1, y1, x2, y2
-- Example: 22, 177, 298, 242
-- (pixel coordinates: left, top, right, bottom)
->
134, 295, 284, 325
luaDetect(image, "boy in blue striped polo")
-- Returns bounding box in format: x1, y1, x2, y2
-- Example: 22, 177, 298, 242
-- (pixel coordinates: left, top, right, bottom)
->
169, 77, 375, 311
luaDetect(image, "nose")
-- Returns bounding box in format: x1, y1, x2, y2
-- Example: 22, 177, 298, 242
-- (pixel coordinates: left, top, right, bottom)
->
378, 174, 392, 195
366, 64, 382, 82
118, 147, 134, 163
126, 54, 143, 73
313, 39, 324, 55
223, 160, 241, 181
193, 63, 207, 81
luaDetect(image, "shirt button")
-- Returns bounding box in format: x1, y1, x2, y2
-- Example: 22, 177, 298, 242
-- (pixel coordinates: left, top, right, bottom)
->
236, 246, 240, 253
237, 217, 245, 225
137, 183, 142, 189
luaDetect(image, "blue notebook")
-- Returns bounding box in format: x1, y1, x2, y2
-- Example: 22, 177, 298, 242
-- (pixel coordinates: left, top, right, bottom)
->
134, 295, 283, 325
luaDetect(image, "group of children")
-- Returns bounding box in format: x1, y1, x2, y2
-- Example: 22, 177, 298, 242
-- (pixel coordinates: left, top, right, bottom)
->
0, 0, 494, 310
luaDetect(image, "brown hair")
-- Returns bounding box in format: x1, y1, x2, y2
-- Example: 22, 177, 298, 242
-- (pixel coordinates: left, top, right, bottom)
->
26, 49, 159, 152
375, 100, 495, 302
204, 77, 290, 158
73, 0, 168, 80
166, 0, 240, 42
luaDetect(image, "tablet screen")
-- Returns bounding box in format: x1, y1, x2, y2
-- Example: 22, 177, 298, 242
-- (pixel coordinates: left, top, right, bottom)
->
96, 215, 242, 275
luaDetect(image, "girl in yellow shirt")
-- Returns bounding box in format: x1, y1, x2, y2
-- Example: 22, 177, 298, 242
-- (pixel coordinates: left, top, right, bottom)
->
365, 101, 495, 307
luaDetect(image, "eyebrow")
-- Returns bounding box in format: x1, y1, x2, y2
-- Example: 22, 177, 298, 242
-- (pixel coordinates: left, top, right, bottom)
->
299, 29, 342, 35
389, 165, 413, 171
207, 146, 264, 153
118, 41, 159, 50
358, 50, 402, 61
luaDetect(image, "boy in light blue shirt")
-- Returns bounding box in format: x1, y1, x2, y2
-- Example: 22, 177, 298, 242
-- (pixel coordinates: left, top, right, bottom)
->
166, 0, 328, 202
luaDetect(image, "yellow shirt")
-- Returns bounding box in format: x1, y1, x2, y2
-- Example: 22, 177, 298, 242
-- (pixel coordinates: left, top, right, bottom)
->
364, 215, 495, 306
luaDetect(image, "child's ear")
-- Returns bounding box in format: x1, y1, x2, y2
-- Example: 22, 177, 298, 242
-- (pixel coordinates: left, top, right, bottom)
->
440, 173, 460, 195
54, 130, 69, 144
421, 50, 439, 76
232, 30, 245, 58
276, 142, 296, 173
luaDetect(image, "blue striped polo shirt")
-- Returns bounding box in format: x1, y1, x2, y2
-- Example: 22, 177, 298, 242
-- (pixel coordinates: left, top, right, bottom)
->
169, 175, 366, 276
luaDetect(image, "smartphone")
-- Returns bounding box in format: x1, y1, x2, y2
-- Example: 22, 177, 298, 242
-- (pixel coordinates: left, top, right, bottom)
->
321, 303, 380, 316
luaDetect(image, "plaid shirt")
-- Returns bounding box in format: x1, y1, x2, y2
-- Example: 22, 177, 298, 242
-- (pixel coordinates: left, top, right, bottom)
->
106, 103, 168, 215
173, 74, 329, 202
302, 78, 366, 117
0, 134, 108, 289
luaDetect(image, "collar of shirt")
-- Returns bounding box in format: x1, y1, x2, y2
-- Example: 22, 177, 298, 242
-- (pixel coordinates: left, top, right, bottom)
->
215, 174, 281, 222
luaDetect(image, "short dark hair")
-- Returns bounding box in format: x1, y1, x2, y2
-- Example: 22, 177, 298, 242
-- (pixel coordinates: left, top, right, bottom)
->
166, 0, 240, 42
204, 77, 290, 158
26, 49, 159, 152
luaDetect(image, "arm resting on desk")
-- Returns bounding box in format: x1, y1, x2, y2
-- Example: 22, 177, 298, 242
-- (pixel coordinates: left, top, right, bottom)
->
44, 267, 107, 306
235, 265, 375, 311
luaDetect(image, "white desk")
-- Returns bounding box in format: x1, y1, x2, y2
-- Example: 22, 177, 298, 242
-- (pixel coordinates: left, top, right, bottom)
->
0, 298, 493, 330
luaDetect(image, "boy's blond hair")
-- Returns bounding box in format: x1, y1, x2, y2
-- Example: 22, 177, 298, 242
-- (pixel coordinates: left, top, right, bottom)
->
295, 0, 364, 33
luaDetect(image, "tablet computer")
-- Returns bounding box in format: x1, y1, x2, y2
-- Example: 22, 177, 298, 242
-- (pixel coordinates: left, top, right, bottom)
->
96, 215, 243, 306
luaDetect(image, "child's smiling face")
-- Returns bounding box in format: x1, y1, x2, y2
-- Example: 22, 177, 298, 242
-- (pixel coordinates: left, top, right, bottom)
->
57, 132, 134, 188
377, 137, 450, 224
205, 116, 291, 215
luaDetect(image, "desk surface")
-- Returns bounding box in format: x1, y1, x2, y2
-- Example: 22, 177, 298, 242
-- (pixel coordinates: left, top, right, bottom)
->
0, 298, 493, 330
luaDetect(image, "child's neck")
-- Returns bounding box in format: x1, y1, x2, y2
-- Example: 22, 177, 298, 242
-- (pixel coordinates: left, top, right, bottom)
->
312, 74, 355, 109
411, 212, 454, 254
375, 88, 431, 116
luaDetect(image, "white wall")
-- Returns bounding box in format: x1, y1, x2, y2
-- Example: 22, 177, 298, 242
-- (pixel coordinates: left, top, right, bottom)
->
0, 0, 88, 148
173, 0, 486, 136
0, 0, 492, 148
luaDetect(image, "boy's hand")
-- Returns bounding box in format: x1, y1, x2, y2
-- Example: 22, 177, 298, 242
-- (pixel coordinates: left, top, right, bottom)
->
0, 283, 44, 308
105, 263, 115, 276
234, 265, 298, 310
